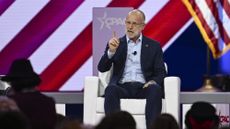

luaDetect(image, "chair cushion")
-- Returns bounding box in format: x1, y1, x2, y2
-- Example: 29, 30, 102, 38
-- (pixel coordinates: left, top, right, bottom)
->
96, 97, 146, 114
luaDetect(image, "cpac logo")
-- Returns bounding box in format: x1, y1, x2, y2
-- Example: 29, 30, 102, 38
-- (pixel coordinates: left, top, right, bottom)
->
218, 111, 229, 124
97, 12, 125, 30
219, 115, 229, 123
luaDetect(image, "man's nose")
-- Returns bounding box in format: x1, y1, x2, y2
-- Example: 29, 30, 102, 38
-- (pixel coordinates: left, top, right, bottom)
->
128, 24, 133, 29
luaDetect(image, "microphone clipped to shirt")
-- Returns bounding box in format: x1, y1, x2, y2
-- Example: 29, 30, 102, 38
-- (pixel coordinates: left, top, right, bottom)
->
132, 51, 137, 56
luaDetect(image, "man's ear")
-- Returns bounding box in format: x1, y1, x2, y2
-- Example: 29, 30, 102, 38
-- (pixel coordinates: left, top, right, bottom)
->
141, 24, 146, 31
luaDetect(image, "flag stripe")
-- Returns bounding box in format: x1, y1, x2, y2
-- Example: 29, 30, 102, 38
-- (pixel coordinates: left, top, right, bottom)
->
220, 0, 230, 18
39, 23, 92, 91
0, 0, 49, 51
217, 1, 230, 42
0, 0, 14, 16
57, 0, 116, 91
193, 0, 230, 56
143, 0, 191, 46
0, 0, 83, 74
30, 0, 111, 73
163, 18, 193, 51
183, 0, 230, 58
205, 0, 230, 44
189, 0, 220, 56
39, 0, 145, 91
138, 0, 169, 23
59, 57, 92, 91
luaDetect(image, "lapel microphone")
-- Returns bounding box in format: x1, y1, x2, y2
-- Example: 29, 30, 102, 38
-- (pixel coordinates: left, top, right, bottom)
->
132, 51, 137, 55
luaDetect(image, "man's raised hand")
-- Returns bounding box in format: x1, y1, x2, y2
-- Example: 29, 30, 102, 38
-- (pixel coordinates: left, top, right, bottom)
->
108, 31, 120, 53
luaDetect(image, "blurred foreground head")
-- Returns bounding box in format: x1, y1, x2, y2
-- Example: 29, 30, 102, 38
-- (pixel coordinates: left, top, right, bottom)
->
185, 101, 219, 129
95, 111, 136, 129
151, 113, 180, 129
0, 96, 19, 111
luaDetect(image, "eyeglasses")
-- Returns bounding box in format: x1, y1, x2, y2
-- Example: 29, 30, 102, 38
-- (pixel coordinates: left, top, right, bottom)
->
125, 21, 144, 27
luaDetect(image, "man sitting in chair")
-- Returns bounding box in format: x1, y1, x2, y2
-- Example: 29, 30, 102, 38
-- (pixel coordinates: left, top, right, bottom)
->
98, 9, 166, 129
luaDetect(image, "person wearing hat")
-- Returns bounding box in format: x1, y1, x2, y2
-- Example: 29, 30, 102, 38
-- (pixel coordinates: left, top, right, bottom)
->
1, 58, 56, 129
185, 101, 220, 129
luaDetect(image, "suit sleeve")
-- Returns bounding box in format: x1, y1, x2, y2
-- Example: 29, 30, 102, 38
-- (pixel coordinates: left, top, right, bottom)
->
151, 43, 166, 85
97, 43, 113, 72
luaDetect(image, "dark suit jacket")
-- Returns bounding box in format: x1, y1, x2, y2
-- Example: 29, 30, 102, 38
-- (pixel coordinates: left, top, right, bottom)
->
98, 35, 166, 97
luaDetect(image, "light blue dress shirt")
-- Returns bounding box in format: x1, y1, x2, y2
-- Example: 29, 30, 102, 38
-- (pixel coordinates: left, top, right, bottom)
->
108, 34, 146, 84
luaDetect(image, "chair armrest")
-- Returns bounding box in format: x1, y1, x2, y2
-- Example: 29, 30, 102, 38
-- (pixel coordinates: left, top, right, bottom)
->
164, 76, 181, 121
83, 76, 100, 125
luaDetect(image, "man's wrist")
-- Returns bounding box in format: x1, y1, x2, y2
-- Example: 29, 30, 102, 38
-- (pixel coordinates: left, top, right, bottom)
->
107, 50, 115, 59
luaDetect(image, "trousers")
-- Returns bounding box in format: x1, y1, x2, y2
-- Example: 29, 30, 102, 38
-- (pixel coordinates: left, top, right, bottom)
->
104, 82, 162, 129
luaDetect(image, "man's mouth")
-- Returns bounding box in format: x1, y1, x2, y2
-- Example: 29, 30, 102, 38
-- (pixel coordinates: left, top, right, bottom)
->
128, 30, 133, 33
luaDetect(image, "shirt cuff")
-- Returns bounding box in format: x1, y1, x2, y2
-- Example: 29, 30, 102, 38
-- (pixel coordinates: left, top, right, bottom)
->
107, 50, 115, 59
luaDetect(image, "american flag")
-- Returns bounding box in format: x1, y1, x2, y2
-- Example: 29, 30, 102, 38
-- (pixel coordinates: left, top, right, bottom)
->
0, 0, 194, 91
183, 0, 230, 59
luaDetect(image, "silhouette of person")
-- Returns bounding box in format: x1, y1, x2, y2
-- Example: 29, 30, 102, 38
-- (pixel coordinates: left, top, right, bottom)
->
185, 101, 219, 129
0, 111, 30, 129
1, 58, 56, 129
95, 111, 136, 129
151, 113, 180, 129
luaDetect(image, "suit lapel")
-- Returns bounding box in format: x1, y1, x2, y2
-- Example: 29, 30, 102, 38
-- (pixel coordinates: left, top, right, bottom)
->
119, 36, 127, 64
141, 36, 149, 69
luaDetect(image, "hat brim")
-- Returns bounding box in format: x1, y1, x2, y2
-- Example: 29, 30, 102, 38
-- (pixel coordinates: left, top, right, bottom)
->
1, 74, 41, 88
1, 74, 40, 82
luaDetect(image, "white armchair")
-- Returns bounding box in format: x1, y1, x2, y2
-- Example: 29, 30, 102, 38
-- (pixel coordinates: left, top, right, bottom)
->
83, 66, 181, 129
